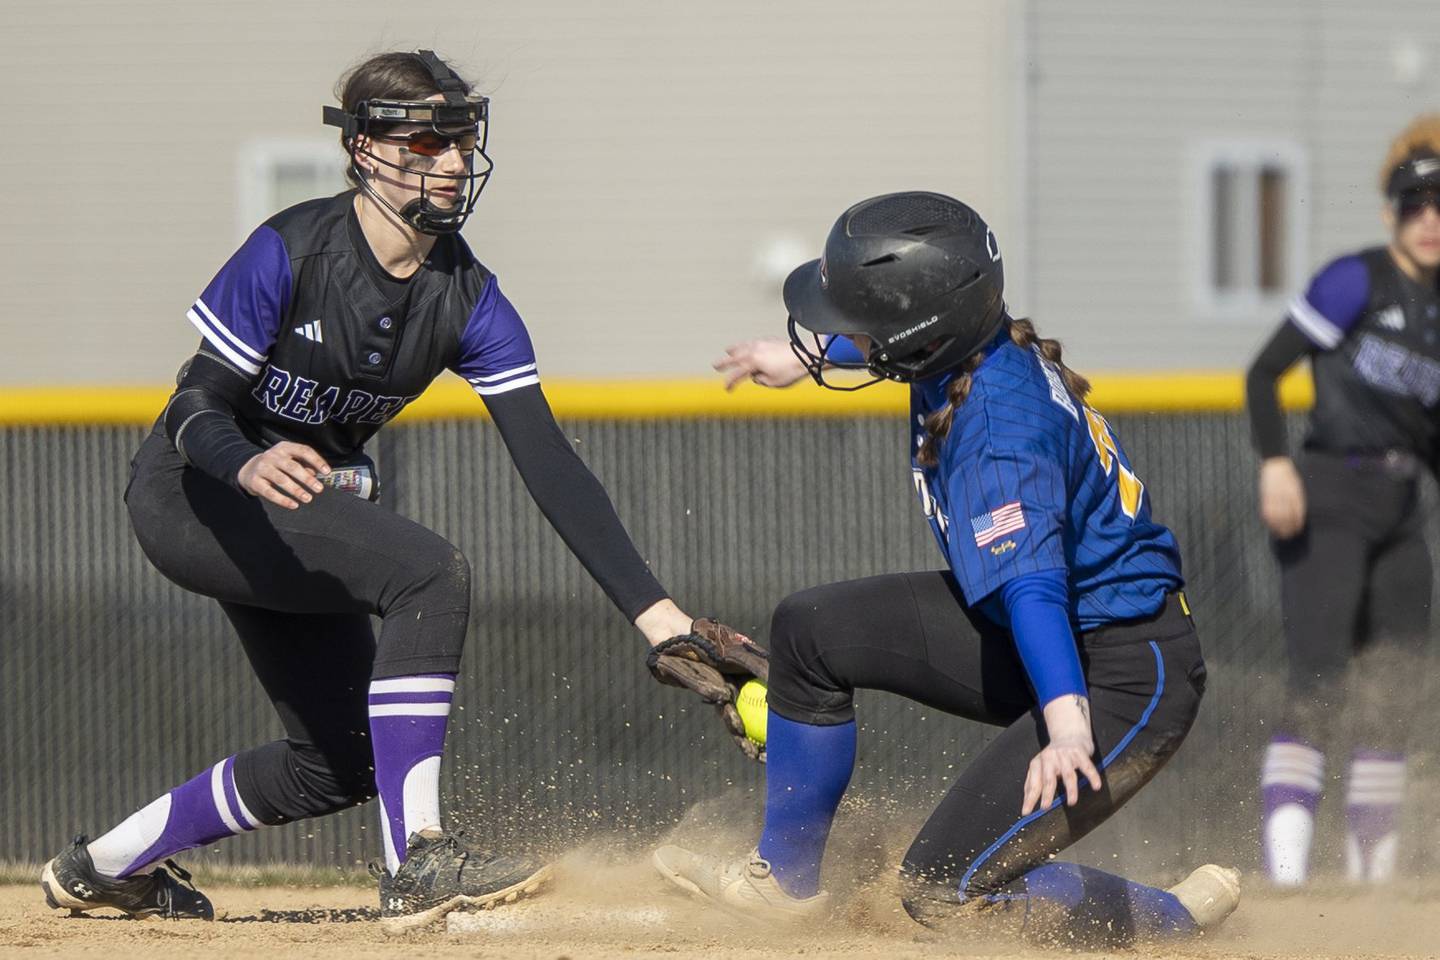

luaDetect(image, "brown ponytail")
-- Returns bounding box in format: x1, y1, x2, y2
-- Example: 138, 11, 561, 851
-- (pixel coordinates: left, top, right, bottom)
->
914, 318, 1091, 468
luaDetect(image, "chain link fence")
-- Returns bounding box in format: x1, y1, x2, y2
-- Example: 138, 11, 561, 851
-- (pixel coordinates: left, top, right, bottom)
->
2, 413, 1436, 879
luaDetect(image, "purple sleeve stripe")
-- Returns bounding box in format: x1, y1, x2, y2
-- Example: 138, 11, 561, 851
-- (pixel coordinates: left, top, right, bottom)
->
366, 690, 456, 706
472, 374, 541, 396
187, 308, 264, 376
1287, 295, 1343, 349
468, 362, 539, 384
187, 306, 265, 376
193, 297, 267, 364
367, 702, 452, 718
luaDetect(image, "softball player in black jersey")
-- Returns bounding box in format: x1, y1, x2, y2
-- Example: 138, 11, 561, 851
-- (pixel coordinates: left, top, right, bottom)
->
1246, 115, 1440, 888
39, 50, 751, 932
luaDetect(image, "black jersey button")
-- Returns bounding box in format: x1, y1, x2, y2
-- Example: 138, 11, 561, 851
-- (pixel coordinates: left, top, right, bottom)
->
367, 351, 383, 365
379, 316, 393, 330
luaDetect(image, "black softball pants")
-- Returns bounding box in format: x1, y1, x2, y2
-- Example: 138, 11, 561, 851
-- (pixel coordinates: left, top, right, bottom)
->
766, 571, 1205, 929
1274, 451, 1432, 749
123, 432, 472, 825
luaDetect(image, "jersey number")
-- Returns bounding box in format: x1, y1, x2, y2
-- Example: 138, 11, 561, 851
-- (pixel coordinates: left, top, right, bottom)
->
1083, 408, 1144, 520
912, 468, 950, 536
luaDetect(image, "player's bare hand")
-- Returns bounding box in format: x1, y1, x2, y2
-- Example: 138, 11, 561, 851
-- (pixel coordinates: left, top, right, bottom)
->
1023, 694, 1102, 815
238, 442, 331, 510
714, 337, 809, 390
1023, 735, 1102, 815
1259, 457, 1306, 539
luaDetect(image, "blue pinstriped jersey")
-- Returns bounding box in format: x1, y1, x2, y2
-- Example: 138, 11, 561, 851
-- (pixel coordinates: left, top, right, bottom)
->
911, 333, 1183, 630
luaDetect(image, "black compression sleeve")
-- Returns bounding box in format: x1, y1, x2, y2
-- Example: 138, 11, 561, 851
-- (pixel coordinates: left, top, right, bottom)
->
162, 348, 265, 490
483, 384, 670, 622
1245, 319, 1314, 460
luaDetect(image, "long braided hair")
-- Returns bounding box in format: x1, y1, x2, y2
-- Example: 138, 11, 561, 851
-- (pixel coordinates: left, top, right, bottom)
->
915, 318, 1091, 468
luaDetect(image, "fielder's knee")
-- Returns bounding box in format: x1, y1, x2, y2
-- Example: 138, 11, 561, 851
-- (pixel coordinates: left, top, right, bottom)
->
288, 744, 377, 814
401, 543, 471, 614
374, 542, 472, 675
236, 741, 376, 824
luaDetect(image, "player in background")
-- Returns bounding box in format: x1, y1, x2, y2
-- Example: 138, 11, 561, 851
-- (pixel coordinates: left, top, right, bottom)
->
39, 49, 753, 932
1245, 115, 1440, 887
652, 193, 1240, 946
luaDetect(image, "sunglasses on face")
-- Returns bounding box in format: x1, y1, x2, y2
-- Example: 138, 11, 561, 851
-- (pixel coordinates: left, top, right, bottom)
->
1396, 191, 1440, 221
375, 128, 478, 158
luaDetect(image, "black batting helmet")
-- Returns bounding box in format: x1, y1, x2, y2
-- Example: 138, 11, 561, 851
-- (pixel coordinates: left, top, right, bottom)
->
785, 192, 1005, 388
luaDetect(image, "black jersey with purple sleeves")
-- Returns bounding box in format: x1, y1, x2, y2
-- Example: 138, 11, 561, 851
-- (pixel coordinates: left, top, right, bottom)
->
1289, 248, 1440, 460
185, 191, 538, 460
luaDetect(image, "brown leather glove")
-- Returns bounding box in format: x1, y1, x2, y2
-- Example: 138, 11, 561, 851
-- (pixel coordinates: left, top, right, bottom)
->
646, 617, 769, 762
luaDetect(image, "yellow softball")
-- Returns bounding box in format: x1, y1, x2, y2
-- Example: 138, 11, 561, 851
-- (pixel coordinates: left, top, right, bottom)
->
735, 679, 768, 746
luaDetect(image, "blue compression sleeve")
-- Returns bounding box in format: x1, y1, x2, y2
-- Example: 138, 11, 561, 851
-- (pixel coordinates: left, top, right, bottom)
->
821, 335, 866, 365
757, 713, 857, 898
979, 569, 1087, 706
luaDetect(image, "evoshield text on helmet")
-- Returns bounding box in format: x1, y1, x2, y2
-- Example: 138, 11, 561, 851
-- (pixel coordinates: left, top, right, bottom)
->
784, 192, 1006, 388
323, 50, 493, 236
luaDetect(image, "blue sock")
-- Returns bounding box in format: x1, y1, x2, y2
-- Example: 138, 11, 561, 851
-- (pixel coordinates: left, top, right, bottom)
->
757, 713, 856, 897
1011, 863, 1196, 944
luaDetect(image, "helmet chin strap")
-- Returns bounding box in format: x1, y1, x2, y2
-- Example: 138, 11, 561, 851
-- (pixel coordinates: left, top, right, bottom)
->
352, 152, 468, 237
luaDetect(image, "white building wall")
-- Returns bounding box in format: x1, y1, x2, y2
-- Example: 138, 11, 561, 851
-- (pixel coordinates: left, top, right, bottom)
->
0, 0, 1016, 385
1025, 0, 1440, 373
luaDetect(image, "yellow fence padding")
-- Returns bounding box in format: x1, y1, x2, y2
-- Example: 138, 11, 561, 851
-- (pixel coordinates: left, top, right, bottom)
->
0, 369, 1313, 426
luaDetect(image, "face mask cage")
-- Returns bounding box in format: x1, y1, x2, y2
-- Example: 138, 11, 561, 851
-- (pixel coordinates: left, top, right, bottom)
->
786, 317, 887, 391
787, 315, 984, 389
322, 51, 493, 235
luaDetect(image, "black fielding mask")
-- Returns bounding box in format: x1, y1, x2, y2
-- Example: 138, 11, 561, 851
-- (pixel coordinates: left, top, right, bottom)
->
784, 192, 1006, 389
323, 50, 493, 235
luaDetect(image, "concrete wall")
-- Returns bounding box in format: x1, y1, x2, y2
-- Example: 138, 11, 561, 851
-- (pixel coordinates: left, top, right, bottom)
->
1, 0, 1017, 385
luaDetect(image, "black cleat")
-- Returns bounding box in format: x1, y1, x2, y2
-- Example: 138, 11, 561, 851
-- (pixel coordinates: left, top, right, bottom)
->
40, 835, 214, 920
374, 830, 551, 934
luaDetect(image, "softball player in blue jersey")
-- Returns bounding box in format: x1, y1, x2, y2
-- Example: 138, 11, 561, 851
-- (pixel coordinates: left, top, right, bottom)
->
652, 193, 1240, 946
1246, 115, 1440, 887
39, 49, 762, 933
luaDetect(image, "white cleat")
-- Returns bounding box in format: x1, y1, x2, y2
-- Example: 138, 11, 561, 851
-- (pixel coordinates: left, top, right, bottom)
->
651, 846, 830, 924
1168, 864, 1241, 930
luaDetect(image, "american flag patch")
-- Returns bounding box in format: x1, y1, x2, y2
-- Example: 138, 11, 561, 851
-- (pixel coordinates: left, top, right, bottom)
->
971, 501, 1025, 547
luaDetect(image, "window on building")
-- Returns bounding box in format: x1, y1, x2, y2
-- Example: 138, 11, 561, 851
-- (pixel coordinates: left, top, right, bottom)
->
1192, 141, 1307, 320
237, 140, 348, 242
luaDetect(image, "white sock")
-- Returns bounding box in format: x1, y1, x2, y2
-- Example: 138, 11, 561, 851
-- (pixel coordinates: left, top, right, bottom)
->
1345, 753, 1406, 883
1261, 739, 1324, 886
85, 795, 173, 878
1265, 805, 1315, 886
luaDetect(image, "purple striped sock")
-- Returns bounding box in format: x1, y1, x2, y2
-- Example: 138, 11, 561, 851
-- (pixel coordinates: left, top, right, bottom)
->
368, 673, 456, 874
1260, 734, 1323, 885
87, 756, 262, 878
1345, 749, 1405, 882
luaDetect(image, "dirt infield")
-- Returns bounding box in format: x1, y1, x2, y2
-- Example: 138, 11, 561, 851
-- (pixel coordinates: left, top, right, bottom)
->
3, 852, 1437, 960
